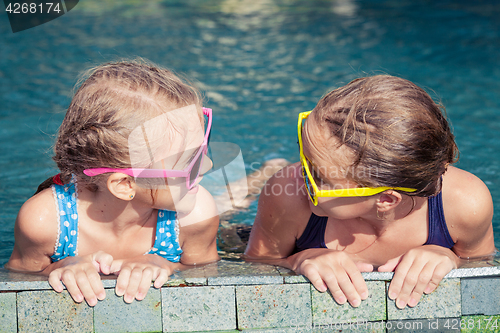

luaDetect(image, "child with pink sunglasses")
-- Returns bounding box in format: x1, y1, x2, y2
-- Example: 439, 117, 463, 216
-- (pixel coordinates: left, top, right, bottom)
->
5, 60, 221, 306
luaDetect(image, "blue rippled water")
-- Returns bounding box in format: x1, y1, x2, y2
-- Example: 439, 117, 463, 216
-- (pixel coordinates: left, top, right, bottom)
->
1, 0, 499, 264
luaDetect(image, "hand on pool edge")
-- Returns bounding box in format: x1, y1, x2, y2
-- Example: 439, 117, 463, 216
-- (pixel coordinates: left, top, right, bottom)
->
110, 254, 175, 304
290, 248, 372, 307
47, 251, 113, 307
378, 245, 457, 309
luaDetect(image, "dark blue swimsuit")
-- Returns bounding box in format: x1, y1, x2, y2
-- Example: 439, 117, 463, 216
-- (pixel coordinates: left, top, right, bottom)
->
294, 192, 455, 253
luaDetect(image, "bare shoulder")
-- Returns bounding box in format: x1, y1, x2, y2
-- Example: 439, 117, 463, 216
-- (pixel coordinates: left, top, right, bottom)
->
246, 162, 312, 258
257, 162, 311, 221
15, 188, 58, 245
6, 188, 58, 271
442, 166, 495, 256
442, 166, 493, 224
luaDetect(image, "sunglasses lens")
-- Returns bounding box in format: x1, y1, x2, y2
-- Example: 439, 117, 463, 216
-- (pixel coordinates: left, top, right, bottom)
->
301, 162, 315, 203
188, 149, 204, 188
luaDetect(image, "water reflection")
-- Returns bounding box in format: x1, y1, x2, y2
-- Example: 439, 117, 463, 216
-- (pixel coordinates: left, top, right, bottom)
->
0, 0, 499, 264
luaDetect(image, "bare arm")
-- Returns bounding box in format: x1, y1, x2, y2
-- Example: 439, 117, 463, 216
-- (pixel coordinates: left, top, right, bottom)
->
446, 167, 497, 259
178, 185, 220, 265
381, 167, 497, 309
5, 189, 58, 273
245, 164, 369, 307
245, 164, 308, 263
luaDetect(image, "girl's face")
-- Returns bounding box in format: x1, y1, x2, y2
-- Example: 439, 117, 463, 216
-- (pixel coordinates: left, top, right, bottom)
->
130, 105, 211, 213
302, 114, 376, 219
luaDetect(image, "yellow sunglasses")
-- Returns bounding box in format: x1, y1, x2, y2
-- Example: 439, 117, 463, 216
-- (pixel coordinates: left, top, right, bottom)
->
297, 111, 417, 205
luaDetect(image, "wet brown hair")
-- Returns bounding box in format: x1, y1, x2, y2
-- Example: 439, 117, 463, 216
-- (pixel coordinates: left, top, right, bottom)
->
36, 59, 202, 194
313, 75, 458, 197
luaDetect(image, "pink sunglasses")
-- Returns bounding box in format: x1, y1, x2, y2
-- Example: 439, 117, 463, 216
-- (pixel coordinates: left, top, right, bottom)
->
83, 107, 212, 190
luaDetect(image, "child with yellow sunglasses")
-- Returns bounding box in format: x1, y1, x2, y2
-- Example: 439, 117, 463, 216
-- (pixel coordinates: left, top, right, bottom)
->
246, 75, 496, 309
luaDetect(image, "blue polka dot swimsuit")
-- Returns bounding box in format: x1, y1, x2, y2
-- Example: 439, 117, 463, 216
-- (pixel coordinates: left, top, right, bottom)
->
50, 180, 183, 263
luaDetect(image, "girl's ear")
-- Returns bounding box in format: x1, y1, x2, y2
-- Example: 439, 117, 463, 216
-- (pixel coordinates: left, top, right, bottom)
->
376, 190, 403, 213
107, 173, 136, 201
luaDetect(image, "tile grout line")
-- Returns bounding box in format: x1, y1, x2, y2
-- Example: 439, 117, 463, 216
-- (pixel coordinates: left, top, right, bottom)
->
234, 285, 239, 331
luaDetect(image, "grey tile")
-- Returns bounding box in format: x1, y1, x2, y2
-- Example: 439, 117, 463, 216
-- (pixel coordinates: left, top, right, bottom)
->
17, 290, 93, 333
162, 286, 236, 332
0, 292, 17, 333
283, 275, 309, 284
461, 277, 500, 315
94, 288, 162, 333
101, 275, 118, 288
445, 266, 500, 278
209, 275, 283, 285
362, 272, 394, 281
236, 284, 312, 330
206, 260, 282, 285
387, 278, 461, 320
276, 266, 309, 284
0, 268, 51, 291
311, 281, 386, 325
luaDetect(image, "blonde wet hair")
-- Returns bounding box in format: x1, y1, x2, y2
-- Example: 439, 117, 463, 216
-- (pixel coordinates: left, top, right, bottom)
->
40, 59, 202, 193
313, 75, 458, 197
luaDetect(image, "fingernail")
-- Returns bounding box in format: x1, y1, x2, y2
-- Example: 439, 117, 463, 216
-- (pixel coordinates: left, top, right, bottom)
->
115, 288, 124, 296
337, 296, 346, 304
351, 299, 361, 307
396, 300, 406, 309
74, 294, 83, 303
389, 292, 397, 300
97, 292, 106, 300
408, 298, 418, 307
360, 291, 368, 299
136, 292, 144, 300
124, 295, 133, 303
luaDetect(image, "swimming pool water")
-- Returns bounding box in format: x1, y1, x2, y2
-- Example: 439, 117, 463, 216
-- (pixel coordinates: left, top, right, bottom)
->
1, 0, 499, 264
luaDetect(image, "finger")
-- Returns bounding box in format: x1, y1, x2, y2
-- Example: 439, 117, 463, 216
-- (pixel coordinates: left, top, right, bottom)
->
48, 270, 65, 293
406, 263, 435, 307
387, 256, 413, 301
93, 252, 114, 275
123, 267, 144, 303
320, 272, 346, 305
332, 270, 362, 307
153, 268, 172, 289
74, 269, 100, 307
394, 259, 427, 309
60, 270, 84, 304
424, 263, 450, 294
86, 267, 106, 301
136, 267, 155, 301
300, 263, 327, 292
110, 259, 124, 275
115, 267, 131, 297
356, 262, 374, 273
378, 256, 402, 272
345, 263, 369, 301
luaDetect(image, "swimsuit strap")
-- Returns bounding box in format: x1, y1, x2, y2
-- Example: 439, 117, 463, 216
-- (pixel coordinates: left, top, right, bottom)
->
148, 209, 183, 262
293, 213, 328, 254
424, 192, 455, 249
50, 180, 79, 262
